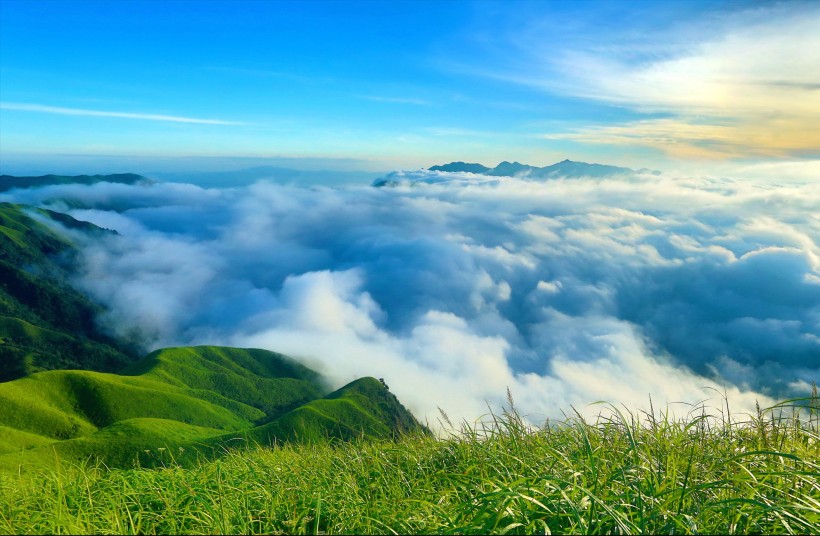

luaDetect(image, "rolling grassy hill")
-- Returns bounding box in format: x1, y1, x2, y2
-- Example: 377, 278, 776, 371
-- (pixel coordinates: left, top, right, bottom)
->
0, 345, 425, 472
235, 376, 423, 444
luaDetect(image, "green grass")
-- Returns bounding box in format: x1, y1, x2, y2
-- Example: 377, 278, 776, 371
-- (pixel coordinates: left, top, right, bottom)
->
0, 395, 816, 535
0, 316, 131, 380
0, 426, 56, 453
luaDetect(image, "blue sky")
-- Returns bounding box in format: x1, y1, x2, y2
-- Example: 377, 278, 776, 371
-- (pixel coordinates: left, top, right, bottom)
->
1, 0, 818, 173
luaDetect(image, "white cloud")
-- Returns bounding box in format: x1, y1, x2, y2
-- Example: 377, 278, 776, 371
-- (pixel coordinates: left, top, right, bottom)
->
547, 8, 820, 117
483, 3, 820, 158
10, 170, 818, 426
537, 280, 562, 294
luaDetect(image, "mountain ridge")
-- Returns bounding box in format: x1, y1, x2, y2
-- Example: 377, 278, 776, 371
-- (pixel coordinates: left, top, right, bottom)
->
428, 159, 657, 178
373, 159, 660, 187
0, 173, 153, 192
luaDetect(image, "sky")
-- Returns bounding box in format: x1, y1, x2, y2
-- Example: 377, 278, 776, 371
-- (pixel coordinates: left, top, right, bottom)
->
1, 0, 819, 175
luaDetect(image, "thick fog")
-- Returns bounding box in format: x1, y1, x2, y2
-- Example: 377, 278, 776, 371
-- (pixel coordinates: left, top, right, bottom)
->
5, 170, 818, 424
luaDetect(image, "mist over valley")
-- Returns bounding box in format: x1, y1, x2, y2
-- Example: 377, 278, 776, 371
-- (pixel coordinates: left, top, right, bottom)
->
4, 162, 816, 426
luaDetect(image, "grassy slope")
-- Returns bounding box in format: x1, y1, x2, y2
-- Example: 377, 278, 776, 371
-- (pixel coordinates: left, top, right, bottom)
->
0, 426, 56, 453
0, 345, 425, 472
0, 399, 816, 535
125, 346, 324, 422
228, 377, 423, 445
0, 202, 135, 380
5, 419, 226, 470
0, 346, 316, 468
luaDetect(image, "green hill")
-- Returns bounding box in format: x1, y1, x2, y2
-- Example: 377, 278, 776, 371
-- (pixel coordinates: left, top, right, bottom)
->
0, 345, 426, 472
232, 376, 423, 445
123, 345, 325, 423
0, 202, 136, 381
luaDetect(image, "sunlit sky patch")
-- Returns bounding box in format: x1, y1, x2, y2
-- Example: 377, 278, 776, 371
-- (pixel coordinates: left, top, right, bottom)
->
1, 0, 818, 173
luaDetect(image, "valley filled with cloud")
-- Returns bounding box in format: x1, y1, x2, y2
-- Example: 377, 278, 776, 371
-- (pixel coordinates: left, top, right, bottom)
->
4, 170, 818, 425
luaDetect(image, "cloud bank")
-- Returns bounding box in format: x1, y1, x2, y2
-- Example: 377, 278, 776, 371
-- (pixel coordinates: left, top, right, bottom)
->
5, 171, 818, 425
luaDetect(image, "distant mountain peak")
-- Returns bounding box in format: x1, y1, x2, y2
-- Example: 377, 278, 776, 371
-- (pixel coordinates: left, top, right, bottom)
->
421, 159, 648, 180
428, 162, 491, 174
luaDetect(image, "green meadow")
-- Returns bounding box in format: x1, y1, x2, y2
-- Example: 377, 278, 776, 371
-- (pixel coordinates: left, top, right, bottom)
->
0, 395, 817, 535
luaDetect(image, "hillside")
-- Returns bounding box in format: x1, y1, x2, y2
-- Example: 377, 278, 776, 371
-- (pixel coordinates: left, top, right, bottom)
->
0, 202, 136, 380
237, 376, 422, 444
0, 173, 152, 192
0, 345, 426, 471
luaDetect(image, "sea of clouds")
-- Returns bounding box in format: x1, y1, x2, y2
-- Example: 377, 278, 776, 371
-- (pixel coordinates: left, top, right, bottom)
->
4, 170, 818, 426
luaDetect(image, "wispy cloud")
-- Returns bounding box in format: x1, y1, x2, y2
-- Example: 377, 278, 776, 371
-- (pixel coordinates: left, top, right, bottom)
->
0, 102, 246, 125
472, 3, 820, 159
